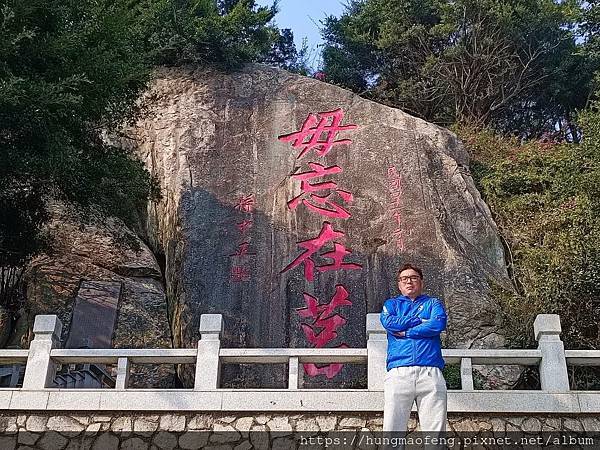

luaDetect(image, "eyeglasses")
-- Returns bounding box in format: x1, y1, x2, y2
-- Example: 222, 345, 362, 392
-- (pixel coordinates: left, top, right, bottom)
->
399, 275, 421, 283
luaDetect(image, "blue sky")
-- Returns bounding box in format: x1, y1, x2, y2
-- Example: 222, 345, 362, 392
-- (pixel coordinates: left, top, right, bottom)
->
256, 0, 347, 69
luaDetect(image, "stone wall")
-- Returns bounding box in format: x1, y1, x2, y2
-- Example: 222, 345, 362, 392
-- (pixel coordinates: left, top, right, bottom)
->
0, 412, 597, 449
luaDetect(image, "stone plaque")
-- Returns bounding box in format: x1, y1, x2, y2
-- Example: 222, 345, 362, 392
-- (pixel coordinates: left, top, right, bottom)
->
66, 280, 122, 349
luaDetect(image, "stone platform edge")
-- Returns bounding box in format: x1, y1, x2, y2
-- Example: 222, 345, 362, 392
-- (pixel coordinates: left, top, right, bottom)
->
0, 389, 596, 414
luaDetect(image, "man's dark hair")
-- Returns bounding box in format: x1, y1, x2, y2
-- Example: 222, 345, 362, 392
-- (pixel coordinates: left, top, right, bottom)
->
397, 263, 423, 279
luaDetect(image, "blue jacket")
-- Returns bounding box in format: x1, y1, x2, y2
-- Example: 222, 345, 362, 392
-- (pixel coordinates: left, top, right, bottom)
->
380, 294, 447, 371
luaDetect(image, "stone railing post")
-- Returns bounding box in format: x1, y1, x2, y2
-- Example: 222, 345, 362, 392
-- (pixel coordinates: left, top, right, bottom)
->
366, 313, 387, 390
22, 315, 63, 389
115, 357, 130, 390
534, 314, 569, 392
194, 314, 223, 390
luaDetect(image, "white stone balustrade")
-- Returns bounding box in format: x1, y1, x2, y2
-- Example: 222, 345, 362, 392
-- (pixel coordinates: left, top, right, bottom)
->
366, 313, 387, 390
534, 314, 570, 391
21, 315, 63, 390
194, 314, 223, 390
2, 312, 600, 413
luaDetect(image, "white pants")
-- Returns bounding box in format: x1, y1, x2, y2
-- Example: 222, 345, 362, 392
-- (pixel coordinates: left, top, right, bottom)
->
383, 366, 447, 432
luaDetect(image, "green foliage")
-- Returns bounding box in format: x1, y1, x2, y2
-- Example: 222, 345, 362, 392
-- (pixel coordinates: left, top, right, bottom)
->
140, 0, 301, 68
0, 0, 159, 266
455, 103, 600, 352
322, 0, 596, 138
322, 0, 600, 386
442, 365, 460, 389
582, 0, 600, 61
0, 0, 301, 267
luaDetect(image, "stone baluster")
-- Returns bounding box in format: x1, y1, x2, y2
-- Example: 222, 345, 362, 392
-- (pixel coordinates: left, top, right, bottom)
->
288, 356, 303, 389
460, 357, 474, 390
366, 313, 387, 390
115, 357, 130, 390
194, 314, 223, 390
534, 314, 569, 392
22, 315, 63, 389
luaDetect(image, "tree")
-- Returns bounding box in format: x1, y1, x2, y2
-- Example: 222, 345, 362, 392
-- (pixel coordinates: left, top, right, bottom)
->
0, 0, 157, 265
455, 92, 600, 365
0, 0, 300, 271
322, 0, 596, 138
140, 0, 301, 68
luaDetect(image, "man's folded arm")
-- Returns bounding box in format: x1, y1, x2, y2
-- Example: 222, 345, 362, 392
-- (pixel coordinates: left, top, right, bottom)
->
380, 302, 421, 333
405, 301, 447, 338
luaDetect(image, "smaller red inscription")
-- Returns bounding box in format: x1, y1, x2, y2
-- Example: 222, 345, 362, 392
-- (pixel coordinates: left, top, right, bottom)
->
236, 219, 254, 234
388, 177, 402, 191
230, 266, 251, 282
387, 167, 405, 251
230, 242, 255, 257
235, 195, 255, 213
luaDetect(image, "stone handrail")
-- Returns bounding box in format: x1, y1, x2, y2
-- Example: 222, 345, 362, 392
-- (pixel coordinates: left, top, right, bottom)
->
0, 350, 29, 364
1, 312, 600, 413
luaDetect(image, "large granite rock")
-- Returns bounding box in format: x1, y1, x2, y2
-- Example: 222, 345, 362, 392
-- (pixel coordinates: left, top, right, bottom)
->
117, 64, 514, 386
0, 305, 10, 348
21, 203, 174, 387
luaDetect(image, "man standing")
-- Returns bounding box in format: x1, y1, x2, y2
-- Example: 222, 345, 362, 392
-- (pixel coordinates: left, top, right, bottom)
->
380, 263, 448, 433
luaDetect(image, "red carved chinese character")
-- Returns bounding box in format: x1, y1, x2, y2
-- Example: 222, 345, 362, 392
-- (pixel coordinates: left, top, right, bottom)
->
295, 286, 353, 379
278, 109, 357, 159
296, 286, 353, 321
230, 266, 250, 282
296, 288, 353, 345
392, 228, 405, 251
388, 177, 402, 191
318, 243, 362, 275
303, 344, 348, 379
301, 317, 345, 347
236, 219, 253, 234
296, 293, 324, 320
235, 195, 255, 213
291, 162, 343, 181
389, 193, 402, 210
281, 222, 362, 282
230, 242, 255, 257
303, 362, 342, 378
288, 163, 353, 219
392, 211, 402, 226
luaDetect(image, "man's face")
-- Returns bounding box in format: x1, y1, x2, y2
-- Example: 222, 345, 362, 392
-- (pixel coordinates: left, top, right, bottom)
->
397, 269, 423, 298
